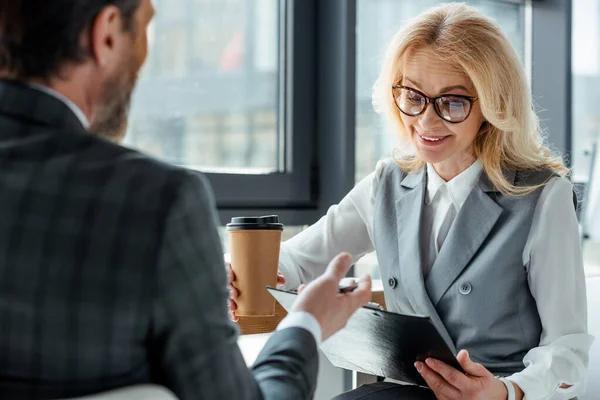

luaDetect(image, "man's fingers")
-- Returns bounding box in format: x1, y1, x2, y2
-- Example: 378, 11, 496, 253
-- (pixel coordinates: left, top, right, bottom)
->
356, 274, 371, 291
324, 253, 353, 281
415, 362, 461, 398
229, 286, 238, 301
337, 274, 371, 316
339, 277, 357, 287
348, 274, 372, 308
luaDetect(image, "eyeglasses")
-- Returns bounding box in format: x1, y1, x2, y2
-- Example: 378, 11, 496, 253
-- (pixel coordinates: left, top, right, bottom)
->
391, 84, 478, 124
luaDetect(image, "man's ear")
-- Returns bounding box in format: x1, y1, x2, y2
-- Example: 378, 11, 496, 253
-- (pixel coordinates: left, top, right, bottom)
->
88, 6, 124, 69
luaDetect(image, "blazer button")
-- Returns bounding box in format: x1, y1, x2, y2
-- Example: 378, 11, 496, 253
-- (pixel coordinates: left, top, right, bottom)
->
459, 282, 472, 295
388, 277, 397, 289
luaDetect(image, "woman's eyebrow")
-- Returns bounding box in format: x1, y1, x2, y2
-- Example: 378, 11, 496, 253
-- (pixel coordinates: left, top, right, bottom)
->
403, 77, 471, 94
438, 84, 471, 94
403, 77, 422, 89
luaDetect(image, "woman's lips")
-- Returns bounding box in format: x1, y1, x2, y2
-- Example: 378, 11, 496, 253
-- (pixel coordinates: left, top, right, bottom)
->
416, 132, 450, 146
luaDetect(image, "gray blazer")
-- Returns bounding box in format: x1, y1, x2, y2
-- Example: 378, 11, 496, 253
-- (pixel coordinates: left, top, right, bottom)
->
0, 80, 318, 400
373, 160, 560, 375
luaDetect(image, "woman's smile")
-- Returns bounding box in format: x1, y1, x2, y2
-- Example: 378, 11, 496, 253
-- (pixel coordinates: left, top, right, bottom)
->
415, 130, 451, 147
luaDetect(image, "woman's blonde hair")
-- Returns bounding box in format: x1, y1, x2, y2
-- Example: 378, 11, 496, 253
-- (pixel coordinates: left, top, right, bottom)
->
373, 2, 568, 196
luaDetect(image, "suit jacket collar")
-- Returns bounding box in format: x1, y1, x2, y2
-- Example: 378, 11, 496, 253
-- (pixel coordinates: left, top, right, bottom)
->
478, 167, 517, 193
395, 169, 458, 352
0, 79, 88, 135
27, 83, 89, 129
395, 164, 516, 346
425, 178, 503, 306
400, 168, 425, 189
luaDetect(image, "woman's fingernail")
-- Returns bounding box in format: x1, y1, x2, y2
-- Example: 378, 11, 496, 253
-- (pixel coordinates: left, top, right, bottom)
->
426, 358, 436, 366
414, 362, 423, 372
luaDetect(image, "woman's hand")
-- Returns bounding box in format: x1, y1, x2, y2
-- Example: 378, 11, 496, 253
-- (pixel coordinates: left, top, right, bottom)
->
415, 350, 524, 400
225, 257, 286, 322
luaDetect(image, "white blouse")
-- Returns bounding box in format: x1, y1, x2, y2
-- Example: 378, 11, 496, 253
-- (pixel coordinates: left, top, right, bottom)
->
278, 160, 594, 400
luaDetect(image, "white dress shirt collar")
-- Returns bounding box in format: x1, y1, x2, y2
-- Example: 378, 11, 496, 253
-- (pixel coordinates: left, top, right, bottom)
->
28, 83, 89, 129
426, 160, 483, 209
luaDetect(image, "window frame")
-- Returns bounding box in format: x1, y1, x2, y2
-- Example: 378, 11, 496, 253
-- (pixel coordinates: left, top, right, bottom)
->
205, 0, 317, 224
209, 0, 359, 226
531, 0, 572, 159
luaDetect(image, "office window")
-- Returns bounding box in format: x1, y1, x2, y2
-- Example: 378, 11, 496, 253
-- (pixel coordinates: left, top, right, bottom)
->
125, 0, 282, 173
573, 0, 600, 276
355, 0, 528, 184
572, 0, 600, 185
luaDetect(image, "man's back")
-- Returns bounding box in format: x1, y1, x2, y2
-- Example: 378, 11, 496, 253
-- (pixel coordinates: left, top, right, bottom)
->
0, 80, 320, 399
0, 1, 373, 397
0, 79, 177, 396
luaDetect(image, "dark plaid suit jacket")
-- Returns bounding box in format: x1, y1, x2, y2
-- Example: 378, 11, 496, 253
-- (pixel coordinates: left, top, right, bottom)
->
0, 80, 318, 399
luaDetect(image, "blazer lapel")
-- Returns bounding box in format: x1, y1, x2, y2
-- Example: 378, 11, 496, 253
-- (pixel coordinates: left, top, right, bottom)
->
396, 168, 457, 353
425, 171, 508, 307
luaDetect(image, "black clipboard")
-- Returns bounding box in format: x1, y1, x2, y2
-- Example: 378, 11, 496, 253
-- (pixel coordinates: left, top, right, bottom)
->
267, 287, 463, 387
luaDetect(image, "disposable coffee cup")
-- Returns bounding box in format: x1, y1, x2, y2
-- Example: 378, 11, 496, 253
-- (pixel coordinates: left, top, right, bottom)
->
226, 215, 284, 317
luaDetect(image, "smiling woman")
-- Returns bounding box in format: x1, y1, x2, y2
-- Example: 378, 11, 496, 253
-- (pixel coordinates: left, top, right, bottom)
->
354, 0, 527, 185
392, 50, 485, 181
372, 5, 566, 194
271, 3, 592, 400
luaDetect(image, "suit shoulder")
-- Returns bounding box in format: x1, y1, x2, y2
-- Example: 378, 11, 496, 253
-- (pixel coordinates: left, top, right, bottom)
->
514, 168, 560, 188
84, 138, 210, 209
376, 158, 413, 178
91, 138, 181, 176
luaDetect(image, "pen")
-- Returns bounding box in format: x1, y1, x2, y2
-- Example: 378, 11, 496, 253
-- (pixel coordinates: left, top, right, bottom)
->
338, 282, 358, 293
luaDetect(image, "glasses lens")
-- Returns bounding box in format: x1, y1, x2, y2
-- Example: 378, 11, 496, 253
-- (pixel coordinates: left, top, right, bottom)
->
435, 96, 471, 122
397, 88, 425, 116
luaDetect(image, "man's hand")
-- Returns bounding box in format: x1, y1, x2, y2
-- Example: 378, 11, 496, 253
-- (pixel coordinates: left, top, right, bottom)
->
292, 253, 372, 341
415, 350, 524, 400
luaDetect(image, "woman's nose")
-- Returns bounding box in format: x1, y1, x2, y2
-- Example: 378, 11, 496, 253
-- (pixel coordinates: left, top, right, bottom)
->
418, 103, 442, 130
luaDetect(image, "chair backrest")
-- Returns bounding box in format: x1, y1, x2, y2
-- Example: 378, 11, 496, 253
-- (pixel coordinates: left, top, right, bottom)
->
62, 385, 178, 400
580, 277, 600, 400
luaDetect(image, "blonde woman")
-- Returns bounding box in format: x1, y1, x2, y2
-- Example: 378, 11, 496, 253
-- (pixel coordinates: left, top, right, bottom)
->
227, 3, 593, 399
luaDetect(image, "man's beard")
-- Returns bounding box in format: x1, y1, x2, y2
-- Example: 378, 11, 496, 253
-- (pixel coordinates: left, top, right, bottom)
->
89, 65, 137, 141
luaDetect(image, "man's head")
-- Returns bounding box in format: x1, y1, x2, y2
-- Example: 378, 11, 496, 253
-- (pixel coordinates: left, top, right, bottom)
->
0, 0, 155, 139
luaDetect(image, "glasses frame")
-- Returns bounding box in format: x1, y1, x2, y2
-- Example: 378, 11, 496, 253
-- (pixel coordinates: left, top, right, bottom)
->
391, 84, 479, 124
